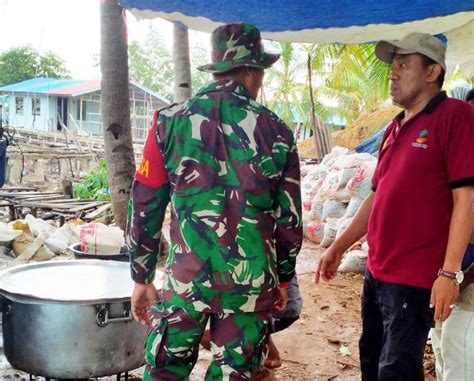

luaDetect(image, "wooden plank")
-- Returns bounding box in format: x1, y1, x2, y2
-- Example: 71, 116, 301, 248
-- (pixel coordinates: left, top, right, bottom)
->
68, 202, 105, 213
13, 194, 66, 201
0, 191, 58, 198
13, 192, 62, 197
84, 203, 112, 220
0, 192, 42, 198
20, 201, 79, 210
18, 201, 102, 212
40, 198, 92, 204
0, 187, 38, 192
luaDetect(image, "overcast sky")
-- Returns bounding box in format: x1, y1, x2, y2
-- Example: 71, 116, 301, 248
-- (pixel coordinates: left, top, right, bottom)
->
0, 0, 211, 79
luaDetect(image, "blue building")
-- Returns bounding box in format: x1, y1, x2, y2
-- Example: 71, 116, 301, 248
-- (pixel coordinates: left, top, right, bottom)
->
0, 77, 169, 143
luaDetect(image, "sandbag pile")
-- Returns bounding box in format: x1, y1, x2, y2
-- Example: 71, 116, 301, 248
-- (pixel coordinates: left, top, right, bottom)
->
338, 242, 369, 273
301, 147, 377, 260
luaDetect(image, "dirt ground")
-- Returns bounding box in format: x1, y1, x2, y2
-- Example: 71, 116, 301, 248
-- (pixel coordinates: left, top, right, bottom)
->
0, 239, 436, 380
187, 240, 363, 381
188, 240, 436, 381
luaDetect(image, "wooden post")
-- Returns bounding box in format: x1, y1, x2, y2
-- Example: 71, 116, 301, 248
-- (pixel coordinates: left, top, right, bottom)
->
307, 52, 323, 160
80, 99, 83, 134
8, 205, 15, 221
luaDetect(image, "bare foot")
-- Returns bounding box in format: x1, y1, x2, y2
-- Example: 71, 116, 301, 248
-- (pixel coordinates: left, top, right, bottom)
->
250, 368, 271, 381
263, 336, 282, 369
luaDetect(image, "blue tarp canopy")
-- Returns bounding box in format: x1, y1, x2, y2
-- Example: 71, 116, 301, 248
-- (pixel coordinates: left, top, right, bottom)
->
355, 124, 389, 156
120, 1, 474, 75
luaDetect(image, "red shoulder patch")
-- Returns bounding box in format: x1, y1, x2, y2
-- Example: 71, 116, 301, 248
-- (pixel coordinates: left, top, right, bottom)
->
134, 111, 168, 188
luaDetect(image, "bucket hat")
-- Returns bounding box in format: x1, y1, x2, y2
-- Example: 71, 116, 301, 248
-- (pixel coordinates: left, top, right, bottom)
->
197, 23, 280, 73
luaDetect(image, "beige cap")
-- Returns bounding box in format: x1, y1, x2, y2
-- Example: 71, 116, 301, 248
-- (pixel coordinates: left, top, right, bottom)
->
375, 32, 446, 71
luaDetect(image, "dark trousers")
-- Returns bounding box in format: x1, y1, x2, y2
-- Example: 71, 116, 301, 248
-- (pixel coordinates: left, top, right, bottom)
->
359, 270, 434, 381
272, 274, 302, 333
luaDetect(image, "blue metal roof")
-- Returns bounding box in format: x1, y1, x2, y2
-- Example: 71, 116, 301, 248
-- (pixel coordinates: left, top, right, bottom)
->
0, 77, 86, 94
0, 77, 170, 105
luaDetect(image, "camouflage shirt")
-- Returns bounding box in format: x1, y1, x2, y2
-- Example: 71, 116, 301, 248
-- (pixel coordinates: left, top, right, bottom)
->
127, 80, 302, 313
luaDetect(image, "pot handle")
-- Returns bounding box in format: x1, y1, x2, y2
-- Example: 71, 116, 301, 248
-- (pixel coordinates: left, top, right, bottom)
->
96, 304, 133, 327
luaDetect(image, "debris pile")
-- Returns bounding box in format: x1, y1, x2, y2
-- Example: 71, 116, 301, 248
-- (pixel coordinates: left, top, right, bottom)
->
0, 215, 125, 270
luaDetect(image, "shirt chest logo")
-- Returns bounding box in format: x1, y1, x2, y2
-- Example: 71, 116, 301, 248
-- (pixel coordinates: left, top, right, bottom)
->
411, 129, 429, 149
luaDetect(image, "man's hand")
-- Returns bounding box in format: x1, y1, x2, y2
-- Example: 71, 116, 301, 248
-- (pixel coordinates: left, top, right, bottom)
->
315, 246, 344, 284
430, 276, 460, 321
131, 283, 159, 326
272, 286, 288, 313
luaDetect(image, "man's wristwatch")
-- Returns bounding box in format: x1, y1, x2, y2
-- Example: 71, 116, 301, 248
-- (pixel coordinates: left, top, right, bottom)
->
438, 269, 464, 286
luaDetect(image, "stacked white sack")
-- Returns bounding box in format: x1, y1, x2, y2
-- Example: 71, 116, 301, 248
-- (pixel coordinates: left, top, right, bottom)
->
301, 146, 377, 249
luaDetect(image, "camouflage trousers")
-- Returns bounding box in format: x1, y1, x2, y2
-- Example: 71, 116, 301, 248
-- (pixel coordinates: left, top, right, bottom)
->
144, 301, 269, 381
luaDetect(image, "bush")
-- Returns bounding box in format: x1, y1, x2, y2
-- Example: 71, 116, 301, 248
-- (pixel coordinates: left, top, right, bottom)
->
73, 160, 111, 201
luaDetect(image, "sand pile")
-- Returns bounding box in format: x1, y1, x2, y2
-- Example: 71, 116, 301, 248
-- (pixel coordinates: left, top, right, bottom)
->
298, 136, 319, 158
331, 105, 401, 149
298, 106, 401, 156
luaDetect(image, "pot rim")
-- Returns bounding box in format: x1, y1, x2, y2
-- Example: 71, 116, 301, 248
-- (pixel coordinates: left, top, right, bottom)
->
0, 291, 132, 305
0, 260, 163, 303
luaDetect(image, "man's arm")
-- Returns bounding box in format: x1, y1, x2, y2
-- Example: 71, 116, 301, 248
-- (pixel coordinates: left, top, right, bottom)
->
315, 191, 374, 283
430, 186, 474, 321
126, 111, 171, 325
127, 180, 169, 326
274, 135, 303, 287
463, 194, 474, 291
127, 180, 170, 284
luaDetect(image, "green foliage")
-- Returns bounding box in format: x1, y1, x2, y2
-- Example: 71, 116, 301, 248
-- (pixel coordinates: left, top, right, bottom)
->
322, 43, 391, 121
73, 160, 111, 201
264, 42, 392, 128
128, 32, 470, 129
189, 41, 212, 94
128, 26, 210, 102
128, 29, 175, 101
0, 46, 70, 86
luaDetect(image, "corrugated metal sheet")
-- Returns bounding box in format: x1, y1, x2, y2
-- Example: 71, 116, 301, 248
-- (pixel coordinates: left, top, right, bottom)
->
0, 77, 86, 95
50, 80, 101, 97
0, 78, 170, 103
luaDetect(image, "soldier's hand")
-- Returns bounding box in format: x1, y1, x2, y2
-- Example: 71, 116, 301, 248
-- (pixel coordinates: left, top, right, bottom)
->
315, 246, 344, 284
131, 283, 159, 326
272, 286, 288, 313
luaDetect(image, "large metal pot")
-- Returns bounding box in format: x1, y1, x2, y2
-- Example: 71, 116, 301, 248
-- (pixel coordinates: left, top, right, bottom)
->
0, 260, 162, 379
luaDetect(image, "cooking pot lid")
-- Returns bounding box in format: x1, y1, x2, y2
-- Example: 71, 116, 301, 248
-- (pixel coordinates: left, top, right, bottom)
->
0, 260, 164, 303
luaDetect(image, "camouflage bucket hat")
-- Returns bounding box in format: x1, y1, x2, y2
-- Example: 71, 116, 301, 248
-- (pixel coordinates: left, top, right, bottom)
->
197, 23, 280, 74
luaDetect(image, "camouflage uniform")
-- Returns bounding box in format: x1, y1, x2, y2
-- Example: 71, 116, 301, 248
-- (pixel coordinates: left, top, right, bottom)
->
127, 23, 302, 380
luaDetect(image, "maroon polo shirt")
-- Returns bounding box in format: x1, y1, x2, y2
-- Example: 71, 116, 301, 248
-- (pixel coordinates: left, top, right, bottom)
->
367, 92, 474, 289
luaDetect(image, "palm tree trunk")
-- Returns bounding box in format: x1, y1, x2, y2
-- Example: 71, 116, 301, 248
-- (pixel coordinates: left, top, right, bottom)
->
307, 52, 323, 160
100, 0, 135, 231
173, 23, 192, 102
